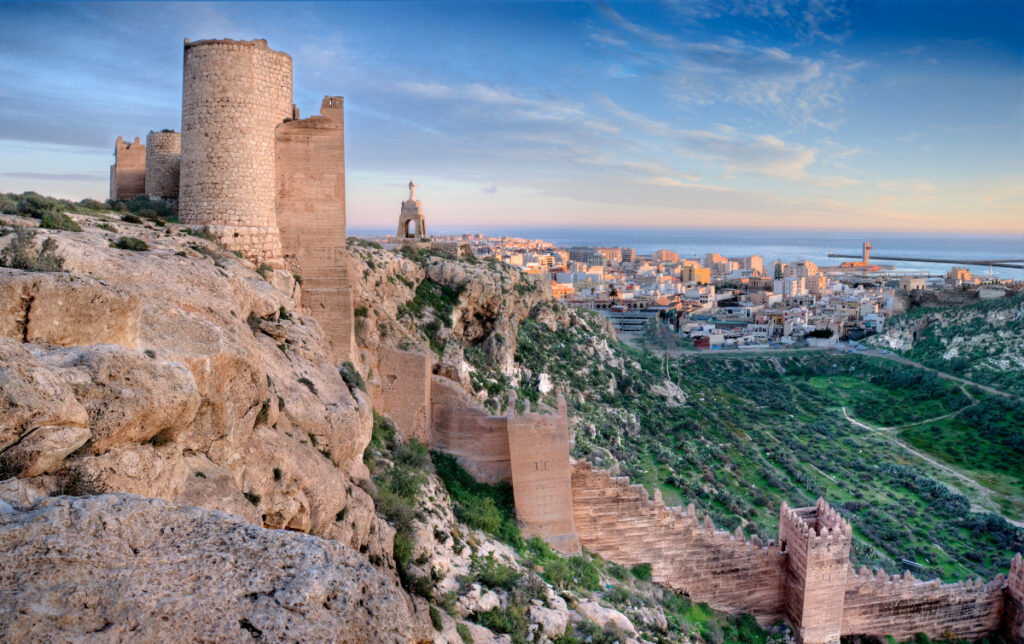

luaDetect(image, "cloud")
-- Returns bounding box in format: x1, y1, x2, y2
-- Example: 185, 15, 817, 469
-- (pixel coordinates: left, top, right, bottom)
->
678, 130, 817, 179
482, 185, 498, 194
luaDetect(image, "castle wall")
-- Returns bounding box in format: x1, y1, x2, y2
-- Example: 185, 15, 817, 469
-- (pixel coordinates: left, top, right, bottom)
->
1001, 554, 1024, 641
429, 375, 511, 483
274, 97, 352, 361
110, 136, 146, 201
180, 38, 292, 261
840, 569, 1005, 641
780, 500, 852, 644
145, 131, 180, 199
373, 348, 431, 443
571, 461, 787, 625
507, 395, 579, 553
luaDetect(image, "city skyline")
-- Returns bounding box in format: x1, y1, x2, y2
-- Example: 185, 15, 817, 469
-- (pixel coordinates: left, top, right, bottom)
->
0, 1, 1022, 233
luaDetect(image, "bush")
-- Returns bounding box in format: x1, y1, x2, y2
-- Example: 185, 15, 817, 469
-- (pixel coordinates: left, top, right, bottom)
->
120, 213, 143, 224
298, 377, 317, 395
469, 553, 523, 591
0, 229, 63, 272
15, 191, 73, 218
456, 623, 472, 644
114, 236, 148, 251
631, 562, 652, 582
339, 361, 367, 393
429, 606, 443, 631
432, 451, 522, 547
40, 212, 81, 232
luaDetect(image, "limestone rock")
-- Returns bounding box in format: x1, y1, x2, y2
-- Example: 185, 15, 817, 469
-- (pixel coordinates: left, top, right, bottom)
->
0, 494, 415, 642
528, 603, 569, 639
576, 600, 637, 635
175, 454, 260, 524
0, 425, 90, 477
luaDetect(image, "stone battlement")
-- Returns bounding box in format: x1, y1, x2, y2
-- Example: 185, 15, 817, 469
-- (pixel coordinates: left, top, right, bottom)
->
779, 498, 853, 545
183, 37, 292, 61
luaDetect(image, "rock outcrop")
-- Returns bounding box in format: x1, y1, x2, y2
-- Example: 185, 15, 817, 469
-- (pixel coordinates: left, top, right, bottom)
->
0, 494, 414, 643
0, 214, 380, 553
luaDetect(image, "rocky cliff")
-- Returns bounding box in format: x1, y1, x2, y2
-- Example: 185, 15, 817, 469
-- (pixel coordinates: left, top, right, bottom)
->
0, 212, 422, 640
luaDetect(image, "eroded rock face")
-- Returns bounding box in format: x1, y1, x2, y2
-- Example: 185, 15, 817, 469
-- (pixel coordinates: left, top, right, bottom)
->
0, 216, 374, 552
0, 494, 415, 643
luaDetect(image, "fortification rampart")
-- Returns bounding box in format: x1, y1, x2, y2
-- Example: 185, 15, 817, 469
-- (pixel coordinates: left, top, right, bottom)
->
144, 130, 180, 199
428, 375, 512, 483
1004, 554, 1024, 641
109, 136, 146, 201
571, 461, 788, 624
179, 38, 292, 261
274, 96, 352, 360
841, 567, 1005, 641
373, 348, 431, 443
507, 393, 579, 553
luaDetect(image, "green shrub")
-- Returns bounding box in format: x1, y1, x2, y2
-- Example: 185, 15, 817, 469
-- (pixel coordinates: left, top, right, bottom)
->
456, 622, 472, 644
429, 606, 443, 631
114, 236, 148, 251
475, 605, 529, 641
298, 377, 317, 395
15, 191, 73, 218
0, 229, 63, 272
77, 198, 106, 211
244, 492, 260, 506
432, 451, 522, 547
40, 212, 81, 232
630, 562, 652, 582
339, 361, 367, 393
256, 263, 272, 280
120, 213, 143, 224
469, 553, 523, 591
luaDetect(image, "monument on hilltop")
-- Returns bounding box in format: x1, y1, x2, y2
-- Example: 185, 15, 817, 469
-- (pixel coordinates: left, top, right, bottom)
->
396, 179, 429, 244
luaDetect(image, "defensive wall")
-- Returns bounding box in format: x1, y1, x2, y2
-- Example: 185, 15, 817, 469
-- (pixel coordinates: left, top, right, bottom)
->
179, 38, 292, 262
109, 136, 146, 201
274, 96, 352, 361
570, 462, 1021, 643
375, 349, 579, 552
144, 130, 180, 200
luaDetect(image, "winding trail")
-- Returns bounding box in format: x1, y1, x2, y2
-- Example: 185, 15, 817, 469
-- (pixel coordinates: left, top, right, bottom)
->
841, 406, 1024, 528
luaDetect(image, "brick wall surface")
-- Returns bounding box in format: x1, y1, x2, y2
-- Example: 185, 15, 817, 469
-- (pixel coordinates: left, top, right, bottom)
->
507, 395, 579, 553
274, 97, 352, 361
841, 570, 1005, 641
373, 348, 431, 443
429, 375, 512, 483
571, 461, 787, 625
180, 38, 292, 261
145, 131, 180, 199
110, 136, 146, 201
1001, 554, 1024, 641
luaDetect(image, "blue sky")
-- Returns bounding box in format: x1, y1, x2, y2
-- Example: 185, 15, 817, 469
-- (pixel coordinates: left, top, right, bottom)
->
0, 1, 1021, 232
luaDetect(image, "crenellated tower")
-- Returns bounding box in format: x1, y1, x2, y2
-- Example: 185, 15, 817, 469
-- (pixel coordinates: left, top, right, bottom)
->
779, 498, 853, 644
1004, 553, 1024, 641
109, 135, 146, 201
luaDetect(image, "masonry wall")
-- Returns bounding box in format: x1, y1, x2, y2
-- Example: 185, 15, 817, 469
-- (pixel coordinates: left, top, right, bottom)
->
571, 461, 787, 625
110, 136, 146, 201
840, 570, 1005, 641
373, 348, 431, 443
780, 500, 852, 644
145, 131, 180, 199
507, 395, 579, 553
274, 96, 352, 361
1000, 553, 1024, 641
180, 38, 292, 261
429, 375, 511, 483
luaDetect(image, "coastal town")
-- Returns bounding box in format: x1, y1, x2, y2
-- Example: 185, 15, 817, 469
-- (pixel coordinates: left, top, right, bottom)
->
366, 189, 1021, 351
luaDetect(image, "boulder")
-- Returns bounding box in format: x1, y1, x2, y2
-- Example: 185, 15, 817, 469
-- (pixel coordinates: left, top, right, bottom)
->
0, 494, 415, 643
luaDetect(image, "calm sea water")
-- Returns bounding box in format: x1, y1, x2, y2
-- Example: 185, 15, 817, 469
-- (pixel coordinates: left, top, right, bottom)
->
348, 227, 1024, 280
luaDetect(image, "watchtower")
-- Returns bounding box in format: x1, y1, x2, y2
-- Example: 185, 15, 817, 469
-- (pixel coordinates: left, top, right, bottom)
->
397, 179, 428, 242
145, 130, 181, 200
110, 136, 146, 201
779, 498, 852, 644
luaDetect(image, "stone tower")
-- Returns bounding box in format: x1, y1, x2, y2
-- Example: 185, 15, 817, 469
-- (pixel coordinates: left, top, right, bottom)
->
145, 130, 181, 200
275, 95, 353, 361
779, 498, 852, 644
397, 179, 428, 241
109, 136, 146, 201
179, 38, 293, 262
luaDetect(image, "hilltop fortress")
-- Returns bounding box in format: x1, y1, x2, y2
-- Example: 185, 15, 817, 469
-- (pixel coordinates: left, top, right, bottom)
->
110, 38, 352, 362
105, 38, 1023, 644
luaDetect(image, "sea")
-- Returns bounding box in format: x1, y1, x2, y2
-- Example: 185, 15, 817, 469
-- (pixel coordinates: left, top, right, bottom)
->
347, 227, 1024, 280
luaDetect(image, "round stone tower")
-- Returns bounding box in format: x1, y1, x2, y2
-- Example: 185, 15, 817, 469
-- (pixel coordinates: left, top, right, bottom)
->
179, 38, 293, 260
145, 130, 181, 200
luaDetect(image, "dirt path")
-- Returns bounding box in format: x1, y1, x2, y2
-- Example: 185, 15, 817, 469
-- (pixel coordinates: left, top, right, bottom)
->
842, 406, 1024, 528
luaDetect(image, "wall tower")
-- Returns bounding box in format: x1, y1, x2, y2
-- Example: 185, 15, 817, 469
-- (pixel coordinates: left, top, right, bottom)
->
109, 136, 146, 201
179, 38, 293, 261
779, 498, 852, 644
275, 95, 352, 361
145, 130, 181, 200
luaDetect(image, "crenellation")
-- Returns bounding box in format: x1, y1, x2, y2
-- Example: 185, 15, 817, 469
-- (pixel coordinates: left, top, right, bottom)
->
109, 135, 146, 200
